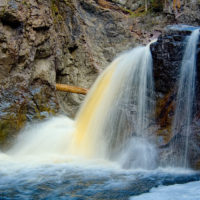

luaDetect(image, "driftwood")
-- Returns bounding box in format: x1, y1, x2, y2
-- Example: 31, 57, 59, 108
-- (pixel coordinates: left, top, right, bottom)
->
56, 83, 88, 95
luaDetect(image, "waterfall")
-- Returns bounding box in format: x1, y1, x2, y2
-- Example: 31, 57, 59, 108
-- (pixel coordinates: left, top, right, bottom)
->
171, 29, 199, 167
2, 43, 157, 170
69, 44, 157, 169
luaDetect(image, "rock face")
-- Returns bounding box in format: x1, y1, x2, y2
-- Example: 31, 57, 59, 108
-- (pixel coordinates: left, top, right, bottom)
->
150, 25, 200, 168
151, 26, 190, 94
54, 0, 136, 117
110, 0, 142, 11
0, 0, 61, 148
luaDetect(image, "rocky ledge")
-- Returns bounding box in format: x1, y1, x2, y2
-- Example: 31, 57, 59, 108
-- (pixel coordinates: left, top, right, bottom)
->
150, 25, 200, 168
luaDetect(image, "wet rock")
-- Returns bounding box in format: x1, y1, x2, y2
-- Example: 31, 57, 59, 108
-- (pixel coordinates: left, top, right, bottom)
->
0, 77, 59, 149
151, 25, 200, 169
150, 25, 197, 94
150, 25, 200, 125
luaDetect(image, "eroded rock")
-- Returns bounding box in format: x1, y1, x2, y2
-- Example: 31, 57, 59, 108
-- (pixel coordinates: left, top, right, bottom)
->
0, 0, 59, 148
150, 25, 200, 169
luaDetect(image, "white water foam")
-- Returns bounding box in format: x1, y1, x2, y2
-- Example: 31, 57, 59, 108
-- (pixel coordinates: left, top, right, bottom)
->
130, 181, 200, 200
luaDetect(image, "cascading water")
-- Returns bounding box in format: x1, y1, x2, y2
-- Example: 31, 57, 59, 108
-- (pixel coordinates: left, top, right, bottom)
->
69, 44, 157, 169
171, 29, 199, 167
3, 31, 199, 170
1, 36, 200, 200
0, 43, 157, 170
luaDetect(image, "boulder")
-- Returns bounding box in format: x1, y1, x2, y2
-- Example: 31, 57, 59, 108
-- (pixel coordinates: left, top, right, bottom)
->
150, 25, 200, 168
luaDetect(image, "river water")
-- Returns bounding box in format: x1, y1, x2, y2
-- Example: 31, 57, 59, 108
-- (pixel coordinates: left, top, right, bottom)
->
0, 160, 199, 199
0, 116, 199, 200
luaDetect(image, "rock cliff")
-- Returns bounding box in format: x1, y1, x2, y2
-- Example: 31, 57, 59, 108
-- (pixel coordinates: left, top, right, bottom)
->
150, 25, 200, 168
0, 0, 60, 147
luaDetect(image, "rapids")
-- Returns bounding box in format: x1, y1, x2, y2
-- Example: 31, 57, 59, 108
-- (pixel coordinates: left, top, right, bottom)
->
0, 116, 199, 199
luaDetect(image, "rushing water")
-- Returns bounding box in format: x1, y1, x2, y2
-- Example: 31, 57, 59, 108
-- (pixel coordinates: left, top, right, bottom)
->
1, 45, 156, 168
69, 45, 156, 169
0, 41, 200, 199
171, 29, 199, 167
0, 117, 200, 200
0, 164, 199, 200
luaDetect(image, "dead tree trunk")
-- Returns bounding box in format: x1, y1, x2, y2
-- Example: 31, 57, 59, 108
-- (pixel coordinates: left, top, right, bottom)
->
56, 83, 88, 95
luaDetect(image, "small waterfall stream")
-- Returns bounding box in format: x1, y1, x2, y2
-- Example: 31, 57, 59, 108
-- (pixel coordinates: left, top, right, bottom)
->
69, 44, 157, 169
171, 29, 199, 167
0, 43, 157, 171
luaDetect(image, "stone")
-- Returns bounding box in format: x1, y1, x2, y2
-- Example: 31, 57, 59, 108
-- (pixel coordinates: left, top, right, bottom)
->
32, 58, 56, 86
0, 0, 59, 148
150, 25, 200, 169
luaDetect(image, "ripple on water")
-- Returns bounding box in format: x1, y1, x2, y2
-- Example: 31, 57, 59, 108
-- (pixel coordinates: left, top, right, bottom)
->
0, 162, 199, 200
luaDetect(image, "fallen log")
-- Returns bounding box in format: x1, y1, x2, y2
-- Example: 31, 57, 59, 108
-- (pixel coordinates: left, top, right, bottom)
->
56, 83, 88, 95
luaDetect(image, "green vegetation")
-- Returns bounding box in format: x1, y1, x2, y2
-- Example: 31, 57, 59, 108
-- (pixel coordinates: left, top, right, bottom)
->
51, 0, 63, 23
63, 0, 74, 9
124, 6, 148, 17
